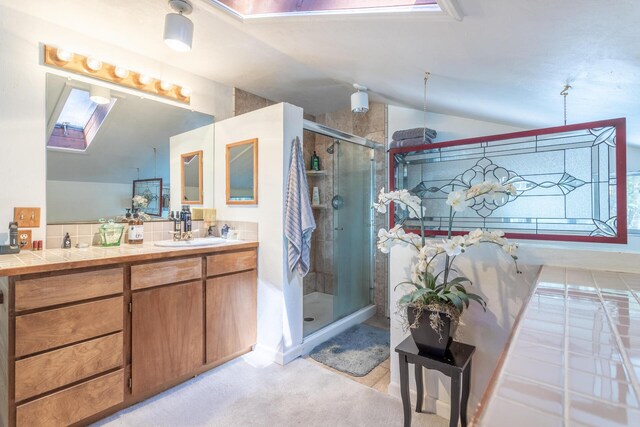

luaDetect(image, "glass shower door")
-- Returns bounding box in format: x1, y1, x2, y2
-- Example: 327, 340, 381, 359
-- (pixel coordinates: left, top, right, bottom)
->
332, 141, 374, 321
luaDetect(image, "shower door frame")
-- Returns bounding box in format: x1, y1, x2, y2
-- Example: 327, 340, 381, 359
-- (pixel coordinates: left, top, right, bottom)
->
301, 120, 379, 340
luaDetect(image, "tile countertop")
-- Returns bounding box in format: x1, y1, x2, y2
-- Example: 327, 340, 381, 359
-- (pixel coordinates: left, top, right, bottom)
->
0, 240, 259, 276
475, 266, 640, 427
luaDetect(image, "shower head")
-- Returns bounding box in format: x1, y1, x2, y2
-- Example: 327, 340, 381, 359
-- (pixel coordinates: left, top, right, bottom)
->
326, 139, 339, 154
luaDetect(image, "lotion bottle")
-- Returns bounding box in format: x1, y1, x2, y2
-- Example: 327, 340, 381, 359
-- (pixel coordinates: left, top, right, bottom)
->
128, 209, 144, 244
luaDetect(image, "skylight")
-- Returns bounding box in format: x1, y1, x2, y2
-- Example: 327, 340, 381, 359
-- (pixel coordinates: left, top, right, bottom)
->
213, 0, 441, 17
48, 87, 116, 151
56, 88, 99, 130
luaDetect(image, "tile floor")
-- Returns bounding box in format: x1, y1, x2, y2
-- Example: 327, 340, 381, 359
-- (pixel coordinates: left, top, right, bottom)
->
306, 315, 392, 393
478, 266, 640, 427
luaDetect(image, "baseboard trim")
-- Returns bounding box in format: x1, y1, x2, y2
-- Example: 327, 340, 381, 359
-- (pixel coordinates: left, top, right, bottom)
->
253, 343, 303, 366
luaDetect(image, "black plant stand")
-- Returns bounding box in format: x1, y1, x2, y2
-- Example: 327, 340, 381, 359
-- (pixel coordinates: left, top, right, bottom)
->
395, 336, 475, 427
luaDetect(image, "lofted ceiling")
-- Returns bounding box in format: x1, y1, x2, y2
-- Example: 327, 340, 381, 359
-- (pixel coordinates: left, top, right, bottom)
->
3, 0, 640, 143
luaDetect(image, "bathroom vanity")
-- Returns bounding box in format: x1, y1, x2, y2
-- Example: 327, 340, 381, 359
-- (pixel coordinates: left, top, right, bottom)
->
0, 241, 258, 427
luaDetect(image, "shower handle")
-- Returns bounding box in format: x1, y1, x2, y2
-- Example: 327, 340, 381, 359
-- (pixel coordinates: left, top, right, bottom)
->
334, 227, 344, 231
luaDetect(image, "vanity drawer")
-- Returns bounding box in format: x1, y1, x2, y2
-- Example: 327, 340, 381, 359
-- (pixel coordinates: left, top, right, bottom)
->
131, 257, 202, 290
15, 332, 123, 401
16, 369, 124, 427
15, 267, 123, 311
15, 297, 123, 357
207, 250, 257, 277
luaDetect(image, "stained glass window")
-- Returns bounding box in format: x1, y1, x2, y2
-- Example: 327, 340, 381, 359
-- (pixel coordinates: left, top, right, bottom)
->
390, 118, 627, 243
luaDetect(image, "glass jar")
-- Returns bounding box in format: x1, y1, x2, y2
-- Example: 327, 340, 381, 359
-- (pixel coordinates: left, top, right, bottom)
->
98, 221, 125, 247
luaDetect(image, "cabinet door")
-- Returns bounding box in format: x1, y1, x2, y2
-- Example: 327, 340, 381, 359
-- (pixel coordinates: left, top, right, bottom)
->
131, 281, 203, 396
206, 270, 257, 364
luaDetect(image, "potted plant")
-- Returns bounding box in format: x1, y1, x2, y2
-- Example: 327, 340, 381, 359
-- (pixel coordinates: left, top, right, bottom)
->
374, 181, 521, 356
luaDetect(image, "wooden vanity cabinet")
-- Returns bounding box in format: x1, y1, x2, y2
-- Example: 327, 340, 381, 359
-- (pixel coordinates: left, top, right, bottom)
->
1, 243, 258, 427
205, 249, 258, 364
131, 280, 203, 396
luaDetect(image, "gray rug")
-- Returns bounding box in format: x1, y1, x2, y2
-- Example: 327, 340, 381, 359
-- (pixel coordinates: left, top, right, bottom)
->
309, 323, 390, 376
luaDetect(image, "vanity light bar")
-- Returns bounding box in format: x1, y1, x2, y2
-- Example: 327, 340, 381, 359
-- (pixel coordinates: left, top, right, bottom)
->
43, 45, 191, 105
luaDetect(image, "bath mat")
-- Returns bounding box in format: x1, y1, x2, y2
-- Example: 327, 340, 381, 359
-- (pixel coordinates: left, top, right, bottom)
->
309, 324, 390, 377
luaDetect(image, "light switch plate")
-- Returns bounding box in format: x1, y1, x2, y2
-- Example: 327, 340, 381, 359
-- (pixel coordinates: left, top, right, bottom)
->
14, 207, 41, 228
18, 229, 32, 250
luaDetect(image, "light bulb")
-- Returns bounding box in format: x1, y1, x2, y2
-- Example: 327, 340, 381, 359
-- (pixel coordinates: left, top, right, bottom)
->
114, 66, 129, 79
179, 86, 192, 97
56, 48, 74, 63
137, 74, 152, 85
85, 57, 103, 71
160, 81, 173, 91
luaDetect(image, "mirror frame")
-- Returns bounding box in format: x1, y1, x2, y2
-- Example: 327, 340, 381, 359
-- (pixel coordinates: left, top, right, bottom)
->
132, 178, 163, 217
181, 150, 203, 205
226, 138, 258, 205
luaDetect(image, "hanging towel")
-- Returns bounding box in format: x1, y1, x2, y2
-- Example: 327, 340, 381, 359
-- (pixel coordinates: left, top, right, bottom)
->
285, 136, 316, 276
392, 127, 437, 141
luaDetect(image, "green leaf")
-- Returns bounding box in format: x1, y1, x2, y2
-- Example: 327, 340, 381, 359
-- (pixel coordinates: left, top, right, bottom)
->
445, 293, 463, 312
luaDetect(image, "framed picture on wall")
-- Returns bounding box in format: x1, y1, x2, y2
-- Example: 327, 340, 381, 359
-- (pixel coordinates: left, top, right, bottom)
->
132, 178, 163, 217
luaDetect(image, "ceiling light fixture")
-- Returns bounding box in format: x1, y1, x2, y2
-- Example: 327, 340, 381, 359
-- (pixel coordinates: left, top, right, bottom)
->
351, 84, 369, 113
85, 57, 103, 72
137, 74, 152, 85
114, 66, 130, 79
160, 80, 173, 91
90, 85, 111, 105
43, 45, 191, 104
55, 48, 74, 63
164, 0, 194, 52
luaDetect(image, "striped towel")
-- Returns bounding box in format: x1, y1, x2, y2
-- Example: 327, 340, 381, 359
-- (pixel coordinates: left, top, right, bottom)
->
392, 127, 437, 141
285, 136, 316, 276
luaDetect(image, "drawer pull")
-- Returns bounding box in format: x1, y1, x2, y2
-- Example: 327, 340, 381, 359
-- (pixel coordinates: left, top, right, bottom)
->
0, 290, 3, 304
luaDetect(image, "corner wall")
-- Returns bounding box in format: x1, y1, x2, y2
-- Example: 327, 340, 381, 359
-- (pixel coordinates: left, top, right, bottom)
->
214, 103, 305, 364
0, 5, 233, 244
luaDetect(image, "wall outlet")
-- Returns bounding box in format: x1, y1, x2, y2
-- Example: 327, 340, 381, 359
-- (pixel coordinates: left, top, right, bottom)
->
14, 207, 41, 228
18, 229, 32, 250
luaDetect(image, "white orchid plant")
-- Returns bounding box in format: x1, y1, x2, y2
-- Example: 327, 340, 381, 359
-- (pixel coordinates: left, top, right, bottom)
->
132, 195, 149, 209
374, 181, 521, 334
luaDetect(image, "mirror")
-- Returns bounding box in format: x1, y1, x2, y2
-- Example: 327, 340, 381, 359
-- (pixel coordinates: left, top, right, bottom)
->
226, 138, 258, 205
181, 150, 203, 204
45, 74, 213, 223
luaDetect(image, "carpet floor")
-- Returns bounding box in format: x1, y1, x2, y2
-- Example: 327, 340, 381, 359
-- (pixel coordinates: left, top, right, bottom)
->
310, 324, 390, 377
92, 352, 447, 427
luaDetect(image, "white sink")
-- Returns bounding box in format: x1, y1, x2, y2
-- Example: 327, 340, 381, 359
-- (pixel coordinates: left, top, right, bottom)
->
154, 237, 228, 247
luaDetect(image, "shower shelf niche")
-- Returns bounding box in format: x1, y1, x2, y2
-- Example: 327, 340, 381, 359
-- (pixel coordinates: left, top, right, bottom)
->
306, 170, 328, 176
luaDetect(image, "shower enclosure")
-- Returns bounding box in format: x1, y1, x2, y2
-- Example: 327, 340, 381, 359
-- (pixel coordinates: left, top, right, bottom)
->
302, 121, 375, 338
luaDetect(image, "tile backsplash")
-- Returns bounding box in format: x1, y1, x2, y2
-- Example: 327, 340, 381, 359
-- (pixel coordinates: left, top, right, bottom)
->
46, 220, 258, 249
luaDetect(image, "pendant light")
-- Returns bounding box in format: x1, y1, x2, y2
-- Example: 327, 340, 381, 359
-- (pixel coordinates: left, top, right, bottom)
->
164, 0, 194, 52
90, 85, 111, 105
351, 84, 369, 113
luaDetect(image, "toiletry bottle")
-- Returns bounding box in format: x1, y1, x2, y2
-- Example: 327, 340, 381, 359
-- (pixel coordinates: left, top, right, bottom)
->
182, 206, 192, 232
129, 209, 144, 244
9, 222, 18, 248
311, 151, 320, 171
125, 208, 132, 221
173, 211, 181, 234
63, 233, 72, 249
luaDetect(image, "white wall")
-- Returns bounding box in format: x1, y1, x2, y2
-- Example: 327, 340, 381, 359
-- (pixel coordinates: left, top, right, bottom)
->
0, 5, 233, 244
214, 103, 305, 364
170, 125, 215, 212
386, 105, 640, 420
47, 180, 131, 223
